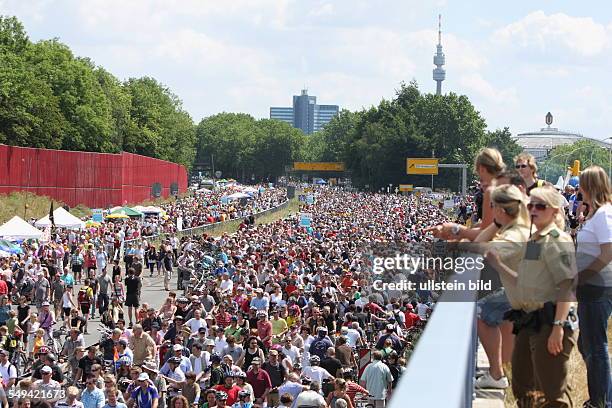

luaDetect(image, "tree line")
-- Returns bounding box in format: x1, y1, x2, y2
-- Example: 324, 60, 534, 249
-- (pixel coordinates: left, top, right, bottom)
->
0, 16, 196, 167
1, 16, 522, 191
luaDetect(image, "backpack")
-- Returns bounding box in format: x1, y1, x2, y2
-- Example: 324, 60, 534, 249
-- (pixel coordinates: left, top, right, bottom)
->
78, 288, 90, 305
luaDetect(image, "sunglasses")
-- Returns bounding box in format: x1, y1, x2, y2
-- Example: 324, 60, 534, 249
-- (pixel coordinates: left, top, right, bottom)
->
527, 203, 548, 211
515, 164, 528, 169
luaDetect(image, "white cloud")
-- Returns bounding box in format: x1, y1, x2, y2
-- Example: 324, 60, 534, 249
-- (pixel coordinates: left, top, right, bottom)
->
309, 2, 334, 18
493, 11, 611, 57
459, 73, 518, 105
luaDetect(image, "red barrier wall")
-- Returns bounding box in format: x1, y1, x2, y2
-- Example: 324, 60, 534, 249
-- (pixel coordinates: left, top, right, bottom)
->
0, 145, 187, 208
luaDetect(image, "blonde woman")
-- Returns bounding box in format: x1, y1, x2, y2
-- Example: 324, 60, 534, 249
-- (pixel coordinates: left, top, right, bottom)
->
427, 147, 505, 240
575, 165, 612, 407
486, 186, 577, 407
471, 185, 530, 389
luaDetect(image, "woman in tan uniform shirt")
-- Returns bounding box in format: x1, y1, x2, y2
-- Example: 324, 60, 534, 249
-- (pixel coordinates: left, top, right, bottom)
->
486, 186, 577, 408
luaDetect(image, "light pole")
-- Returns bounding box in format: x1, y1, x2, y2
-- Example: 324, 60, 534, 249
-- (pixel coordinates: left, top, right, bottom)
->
604, 137, 612, 179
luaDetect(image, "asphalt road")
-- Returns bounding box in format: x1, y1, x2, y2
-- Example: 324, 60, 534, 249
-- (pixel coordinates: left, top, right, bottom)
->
55, 271, 176, 347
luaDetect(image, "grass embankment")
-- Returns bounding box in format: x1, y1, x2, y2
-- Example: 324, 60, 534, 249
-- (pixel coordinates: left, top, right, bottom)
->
0, 192, 91, 224
504, 325, 612, 406
208, 197, 301, 237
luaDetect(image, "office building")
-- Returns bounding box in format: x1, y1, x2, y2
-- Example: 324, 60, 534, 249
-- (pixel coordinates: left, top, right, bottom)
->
270, 89, 339, 134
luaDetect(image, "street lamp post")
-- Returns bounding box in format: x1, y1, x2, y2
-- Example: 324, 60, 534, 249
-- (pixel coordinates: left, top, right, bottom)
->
604, 137, 612, 179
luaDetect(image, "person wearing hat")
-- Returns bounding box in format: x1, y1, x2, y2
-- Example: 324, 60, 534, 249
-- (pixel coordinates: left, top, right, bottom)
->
161, 345, 191, 377
162, 315, 185, 343
245, 357, 272, 406
0, 349, 16, 387
142, 360, 167, 408
32, 365, 62, 403
117, 339, 133, 365
249, 289, 269, 311
213, 372, 241, 406
158, 357, 187, 405
256, 311, 273, 349
32, 352, 64, 383
127, 372, 160, 408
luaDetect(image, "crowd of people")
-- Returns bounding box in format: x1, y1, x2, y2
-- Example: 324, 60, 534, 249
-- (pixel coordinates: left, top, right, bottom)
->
0, 183, 451, 408
0, 150, 609, 408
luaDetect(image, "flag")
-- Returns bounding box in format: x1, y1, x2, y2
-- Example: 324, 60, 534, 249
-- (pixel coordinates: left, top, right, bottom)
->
49, 201, 55, 227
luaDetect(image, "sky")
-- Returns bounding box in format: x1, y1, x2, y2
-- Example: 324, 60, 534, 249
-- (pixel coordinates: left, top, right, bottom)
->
2, 0, 611, 141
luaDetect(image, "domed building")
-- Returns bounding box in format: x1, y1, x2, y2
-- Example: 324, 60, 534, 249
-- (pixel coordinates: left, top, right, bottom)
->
513, 112, 610, 161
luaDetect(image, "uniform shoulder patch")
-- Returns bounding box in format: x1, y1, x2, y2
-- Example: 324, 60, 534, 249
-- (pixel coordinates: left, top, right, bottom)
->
560, 253, 571, 267
549, 229, 560, 238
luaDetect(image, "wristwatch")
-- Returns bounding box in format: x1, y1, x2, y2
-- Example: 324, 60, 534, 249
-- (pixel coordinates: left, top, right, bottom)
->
451, 225, 461, 237
552, 320, 569, 328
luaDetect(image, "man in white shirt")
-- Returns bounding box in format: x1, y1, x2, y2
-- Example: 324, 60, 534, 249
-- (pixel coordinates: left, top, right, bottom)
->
361, 351, 392, 408
294, 380, 326, 408
185, 309, 205, 333
219, 273, 233, 295
0, 350, 17, 387
345, 323, 363, 348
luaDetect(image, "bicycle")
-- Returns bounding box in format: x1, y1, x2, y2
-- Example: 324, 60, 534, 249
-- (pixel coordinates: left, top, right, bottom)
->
354, 392, 375, 408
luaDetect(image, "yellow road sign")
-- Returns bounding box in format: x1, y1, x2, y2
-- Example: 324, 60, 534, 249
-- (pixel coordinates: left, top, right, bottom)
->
407, 158, 439, 175
293, 162, 345, 171
399, 184, 414, 192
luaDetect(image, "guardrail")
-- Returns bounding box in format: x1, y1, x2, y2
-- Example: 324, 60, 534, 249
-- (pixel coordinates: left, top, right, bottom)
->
122, 198, 291, 248
388, 253, 481, 408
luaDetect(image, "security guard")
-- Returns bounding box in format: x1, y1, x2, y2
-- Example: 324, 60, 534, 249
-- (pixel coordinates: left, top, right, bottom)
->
486, 186, 577, 408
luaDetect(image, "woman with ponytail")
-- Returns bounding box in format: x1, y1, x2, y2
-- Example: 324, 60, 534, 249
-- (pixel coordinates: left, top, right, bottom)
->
471, 184, 530, 389
486, 186, 577, 407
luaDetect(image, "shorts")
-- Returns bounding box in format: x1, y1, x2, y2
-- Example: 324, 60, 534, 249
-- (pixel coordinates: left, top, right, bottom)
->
80, 303, 91, 315
477, 288, 512, 327
72, 264, 82, 273
125, 293, 139, 308
63, 307, 72, 317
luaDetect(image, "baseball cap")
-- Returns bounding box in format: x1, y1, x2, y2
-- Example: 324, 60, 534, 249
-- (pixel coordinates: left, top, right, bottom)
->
204, 339, 215, 347
173, 344, 183, 351
41, 365, 52, 374
41, 301, 50, 306
251, 357, 261, 365
138, 373, 150, 381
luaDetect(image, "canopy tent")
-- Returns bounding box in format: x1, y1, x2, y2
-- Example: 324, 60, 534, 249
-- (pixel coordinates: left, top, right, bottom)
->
35, 207, 85, 229
241, 186, 259, 193
0, 216, 44, 240
224, 192, 252, 201
132, 205, 163, 215
196, 188, 213, 194
315, 179, 327, 185
106, 213, 129, 219
0, 239, 23, 254
110, 206, 143, 217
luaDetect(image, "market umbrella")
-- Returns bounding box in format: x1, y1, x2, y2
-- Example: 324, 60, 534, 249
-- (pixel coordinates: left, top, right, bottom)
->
106, 213, 129, 219
85, 220, 102, 227
109, 206, 143, 217
0, 239, 23, 254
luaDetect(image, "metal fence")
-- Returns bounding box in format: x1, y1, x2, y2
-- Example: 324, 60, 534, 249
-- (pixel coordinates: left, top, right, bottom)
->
122, 199, 291, 249
388, 253, 481, 408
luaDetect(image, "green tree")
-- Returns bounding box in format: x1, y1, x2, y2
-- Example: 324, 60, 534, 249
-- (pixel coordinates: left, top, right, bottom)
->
539, 139, 610, 182
484, 127, 522, 168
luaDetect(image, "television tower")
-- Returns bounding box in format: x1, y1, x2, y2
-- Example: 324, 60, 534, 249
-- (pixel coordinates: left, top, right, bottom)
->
432, 14, 446, 95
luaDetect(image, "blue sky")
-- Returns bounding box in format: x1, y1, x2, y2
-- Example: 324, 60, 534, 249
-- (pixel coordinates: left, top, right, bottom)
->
2, 0, 611, 141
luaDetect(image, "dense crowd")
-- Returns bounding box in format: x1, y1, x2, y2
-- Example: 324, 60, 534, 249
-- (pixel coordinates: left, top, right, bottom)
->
0, 186, 450, 408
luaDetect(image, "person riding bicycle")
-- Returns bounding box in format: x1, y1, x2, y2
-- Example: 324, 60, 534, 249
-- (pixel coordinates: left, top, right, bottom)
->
231, 390, 253, 408
38, 301, 55, 341
308, 327, 333, 360
375, 324, 403, 353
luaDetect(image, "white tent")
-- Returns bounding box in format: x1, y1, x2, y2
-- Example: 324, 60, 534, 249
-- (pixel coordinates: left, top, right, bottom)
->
133, 205, 163, 214
241, 186, 259, 193
225, 192, 252, 200
0, 216, 43, 240
35, 207, 85, 229
196, 188, 213, 194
